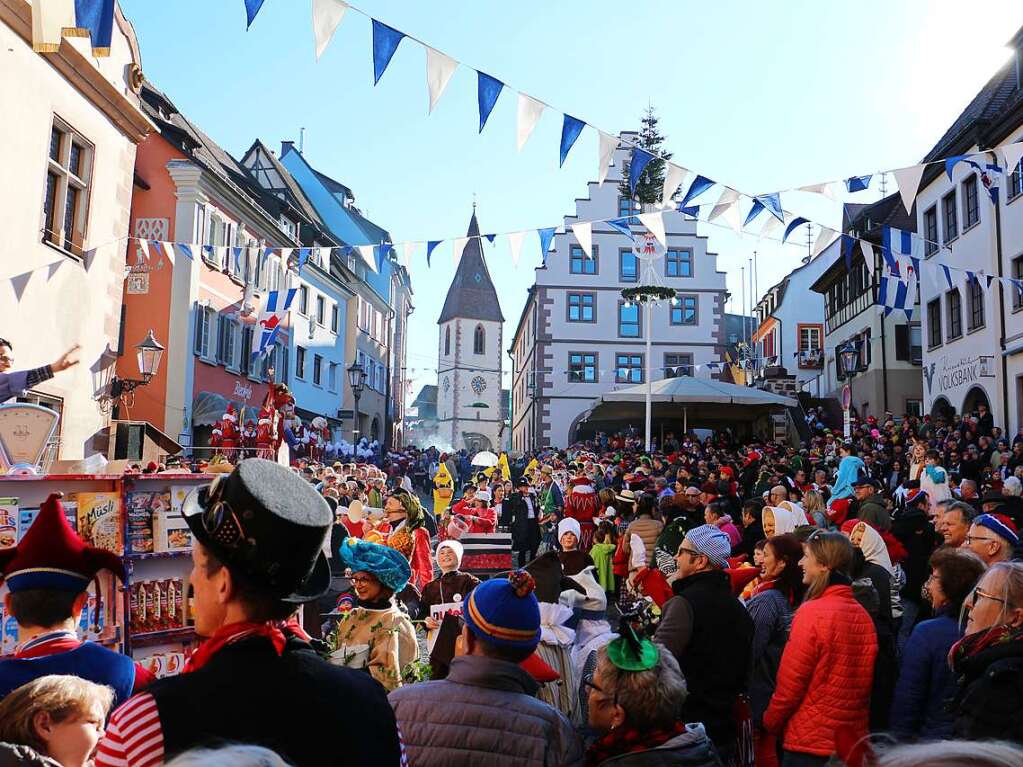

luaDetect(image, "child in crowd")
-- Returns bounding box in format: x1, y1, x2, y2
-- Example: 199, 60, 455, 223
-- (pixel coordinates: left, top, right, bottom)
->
589, 523, 617, 597
557, 517, 594, 576
921, 449, 952, 508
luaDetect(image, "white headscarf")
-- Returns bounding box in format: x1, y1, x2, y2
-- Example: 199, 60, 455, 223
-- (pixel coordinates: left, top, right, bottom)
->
853, 521, 894, 575
779, 501, 810, 527
764, 506, 797, 536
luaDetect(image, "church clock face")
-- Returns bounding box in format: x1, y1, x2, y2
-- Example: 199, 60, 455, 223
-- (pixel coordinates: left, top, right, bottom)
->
470, 375, 487, 396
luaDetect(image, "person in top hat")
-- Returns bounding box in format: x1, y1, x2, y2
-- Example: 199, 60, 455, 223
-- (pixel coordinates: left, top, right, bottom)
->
328, 538, 419, 691
0, 493, 152, 704
95, 459, 402, 767
389, 571, 583, 767
502, 476, 543, 567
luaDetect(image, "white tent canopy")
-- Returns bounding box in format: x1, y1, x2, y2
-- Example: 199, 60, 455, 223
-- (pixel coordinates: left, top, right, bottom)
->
597, 376, 797, 407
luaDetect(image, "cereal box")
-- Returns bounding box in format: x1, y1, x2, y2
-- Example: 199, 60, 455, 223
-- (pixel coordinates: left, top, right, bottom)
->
16, 507, 38, 542
129, 583, 141, 633
76, 493, 123, 554
147, 580, 162, 632
2, 612, 18, 656
0, 497, 16, 550
165, 579, 183, 629
125, 492, 156, 554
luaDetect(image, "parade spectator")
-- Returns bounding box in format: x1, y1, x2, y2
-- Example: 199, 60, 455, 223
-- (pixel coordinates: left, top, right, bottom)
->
0, 342, 80, 403
704, 499, 741, 550
890, 548, 987, 740
942, 501, 977, 548
655, 524, 753, 760
763, 531, 877, 767
502, 476, 542, 567
389, 572, 583, 767
950, 561, 1023, 744
328, 538, 419, 691
746, 534, 805, 767
874, 740, 1023, 767
164, 745, 293, 766
735, 498, 765, 561
96, 459, 402, 767
624, 494, 662, 567
0, 674, 112, 767
557, 518, 594, 576
963, 514, 1019, 566
584, 631, 718, 767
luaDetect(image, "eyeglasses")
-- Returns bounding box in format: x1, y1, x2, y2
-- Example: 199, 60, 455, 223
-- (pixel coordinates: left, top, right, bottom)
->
971, 588, 1007, 606
964, 535, 997, 545
676, 545, 703, 559
350, 574, 379, 586
582, 674, 618, 707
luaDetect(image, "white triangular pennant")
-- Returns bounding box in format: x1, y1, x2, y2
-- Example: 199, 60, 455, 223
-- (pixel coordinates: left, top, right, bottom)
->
759, 212, 783, 240
278, 247, 293, 269
892, 164, 926, 216
10, 270, 33, 302
452, 237, 468, 266
516, 93, 545, 152
83, 247, 98, 272
313, 0, 348, 60
798, 182, 837, 200
597, 131, 619, 186
661, 163, 687, 208
507, 231, 526, 267
425, 46, 458, 114
861, 241, 875, 275
811, 226, 838, 258
708, 189, 741, 234
1000, 142, 1023, 173
357, 244, 376, 272
571, 222, 593, 258
638, 211, 667, 249
401, 241, 416, 270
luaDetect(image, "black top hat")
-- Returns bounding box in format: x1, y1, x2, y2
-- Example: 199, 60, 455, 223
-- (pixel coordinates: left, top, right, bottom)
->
182, 458, 332, 603
852, 469, 878, 489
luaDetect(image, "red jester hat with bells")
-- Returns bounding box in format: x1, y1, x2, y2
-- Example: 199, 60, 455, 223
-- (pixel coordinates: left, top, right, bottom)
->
0, 493, 125, 630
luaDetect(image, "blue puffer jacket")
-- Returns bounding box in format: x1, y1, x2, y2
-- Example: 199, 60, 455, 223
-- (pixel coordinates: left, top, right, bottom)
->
889, 609, 962, 739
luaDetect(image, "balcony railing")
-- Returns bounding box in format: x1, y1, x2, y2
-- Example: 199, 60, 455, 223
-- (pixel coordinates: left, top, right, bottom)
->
796, 349, 824, 369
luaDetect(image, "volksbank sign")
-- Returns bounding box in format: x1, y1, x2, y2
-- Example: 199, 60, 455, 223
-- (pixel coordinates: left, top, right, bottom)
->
923, 355, 995, 395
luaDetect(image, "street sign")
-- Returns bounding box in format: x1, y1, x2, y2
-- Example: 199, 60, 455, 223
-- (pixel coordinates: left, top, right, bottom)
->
841, 384, 851, 410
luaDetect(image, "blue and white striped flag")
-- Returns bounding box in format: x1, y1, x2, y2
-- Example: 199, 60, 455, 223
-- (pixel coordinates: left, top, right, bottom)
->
877, 273, 916, 320
882, 226, 923, 278
253, 287, 298, 359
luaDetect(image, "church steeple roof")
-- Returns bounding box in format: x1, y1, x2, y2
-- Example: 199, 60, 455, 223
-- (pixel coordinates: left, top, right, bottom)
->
437, 211, 505, 324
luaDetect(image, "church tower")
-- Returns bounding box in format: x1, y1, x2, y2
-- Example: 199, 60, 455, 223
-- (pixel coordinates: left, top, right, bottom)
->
436, 210, 505, 452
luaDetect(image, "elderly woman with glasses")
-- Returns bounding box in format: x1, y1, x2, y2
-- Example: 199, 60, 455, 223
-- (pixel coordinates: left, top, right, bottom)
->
328, 539, 419, 692
584, 627, 719, 767
949, 561, 1023, 745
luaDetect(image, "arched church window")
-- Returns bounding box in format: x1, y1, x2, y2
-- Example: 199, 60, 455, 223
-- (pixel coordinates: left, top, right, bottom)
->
444, 326, 451, 356
473, 324, 485, 355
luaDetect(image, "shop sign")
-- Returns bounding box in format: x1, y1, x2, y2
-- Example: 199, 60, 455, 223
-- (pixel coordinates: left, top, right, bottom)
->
924, 355, 995, 395
126, 272, 149, 294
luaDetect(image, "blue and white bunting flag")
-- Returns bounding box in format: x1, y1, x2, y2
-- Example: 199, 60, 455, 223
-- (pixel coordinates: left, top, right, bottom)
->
559, 115, 586, 167
680, 175, 715, 207
244, 0, 266, 29
845, 175, 872, 193
477, 72, 504, 133
882, 227, 924, 277
371, 19, 405, 85
628, 149, 655, 196
877, 273, 915, 320
537, 227, 556, 263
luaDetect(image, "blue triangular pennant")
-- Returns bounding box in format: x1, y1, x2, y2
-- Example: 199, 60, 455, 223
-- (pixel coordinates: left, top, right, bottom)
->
845, 175, 872, 193
678, 204, 700, 218
477, 72, 504, 133
758, 192, 784, 223
243, 0, 265, 29
75, 0, 114, 52
427, 240, 440, 267
945, 155, 972, 181
371, 20, 405, 85
538, 227, 556, 262
233, 247, 244, 274
606, 218, 636, 239
559, 115, 586, 167
484, 233, 496, 244
743, 198, 766, 227
173, 244, 193, 261
297, 248, 310, 272
680, 175, 715, 207
842, 235, 855, 270
941, 265, 954, 290
782, 216, 809, 243
628, 148, 655, 196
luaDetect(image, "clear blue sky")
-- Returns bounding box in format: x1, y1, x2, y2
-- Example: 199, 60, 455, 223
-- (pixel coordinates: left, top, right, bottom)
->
120, 0, 1023, 397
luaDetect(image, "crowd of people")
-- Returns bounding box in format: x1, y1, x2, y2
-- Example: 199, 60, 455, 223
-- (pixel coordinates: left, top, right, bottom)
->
0, 405, 1022, 766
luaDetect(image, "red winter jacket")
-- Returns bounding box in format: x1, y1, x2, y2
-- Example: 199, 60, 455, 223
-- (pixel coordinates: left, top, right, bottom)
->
763, 584, 877, 760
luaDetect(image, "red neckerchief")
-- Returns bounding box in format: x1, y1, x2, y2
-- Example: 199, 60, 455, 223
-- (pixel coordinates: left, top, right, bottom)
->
751, 578, 778, 598
586, 720, 688, 766
15, 630, 81, 658
184, 621, 288, 673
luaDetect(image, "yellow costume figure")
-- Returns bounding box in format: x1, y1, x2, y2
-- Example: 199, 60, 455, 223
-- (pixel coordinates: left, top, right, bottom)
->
433, 463, 454, 519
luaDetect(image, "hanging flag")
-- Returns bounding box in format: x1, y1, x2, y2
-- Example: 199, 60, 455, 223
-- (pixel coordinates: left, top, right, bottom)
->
638, 211, 666, 249
313, 0, 348, 60
944, 155, 972, 181
811, 226, 838, 258
1000, 142, 1023, 176
759, 211, 784, 239
10, 270, 33, 302
708, 189, 741, 234
426, 240, 441, 267
758, 193, 784, 223
32, 0, 75, 53
892, 164, 926, 216
678, 204, 700, 217
860, 241, 875, 275
537, 227, 556, 262
606, 218, 636, 240
46, 260, 63, 281
244, 0, 265, 28
661, 164, 687, 209
484, 233, 496, 244
782, 216, 809, 243
798, 182, 837, 200
841, 235, 856, 270
559, 115, 586, 167
424, 45, 457, 112
371, 20, 405, 84
173, 243, 194, 261
845, 175, 872, 193
507, 231, 526, 267
452, 237, 468, 266
570, 222, 593, 258
628, 148, 655, 196
254, 287, 298, 358
516, 93, 544, 151
71, 0, 115, 55
877, 273, 915, 320
296, 247, 311, 273
477, 72, 504, 133
597, 132, 619, 186
743, 198, 766, 228
882, 226, 922, 276
400, 241, 416, 270
680, 175, 715, 207
357, 244, 377, 272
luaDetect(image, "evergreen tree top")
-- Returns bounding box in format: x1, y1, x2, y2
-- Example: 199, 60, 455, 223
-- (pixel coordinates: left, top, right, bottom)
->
618, 106, 673, 206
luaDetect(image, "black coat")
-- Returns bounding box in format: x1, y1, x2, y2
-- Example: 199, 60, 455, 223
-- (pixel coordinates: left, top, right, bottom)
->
953, 638, 1023, 745
147, 634, 402, 766
891, 505, 938, 604
501, 492, 542, 551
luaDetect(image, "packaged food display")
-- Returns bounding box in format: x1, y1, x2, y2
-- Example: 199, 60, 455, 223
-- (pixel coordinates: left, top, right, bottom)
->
76, 492, 123, 554
153, 510, 192, 553
126, 492, 156, 554
0, 497, 17, 549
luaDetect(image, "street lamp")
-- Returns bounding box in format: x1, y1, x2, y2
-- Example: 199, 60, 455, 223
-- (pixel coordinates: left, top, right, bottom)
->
100, 329, 164, 412
837, 340, 861, 439
347, 360, 368, 442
